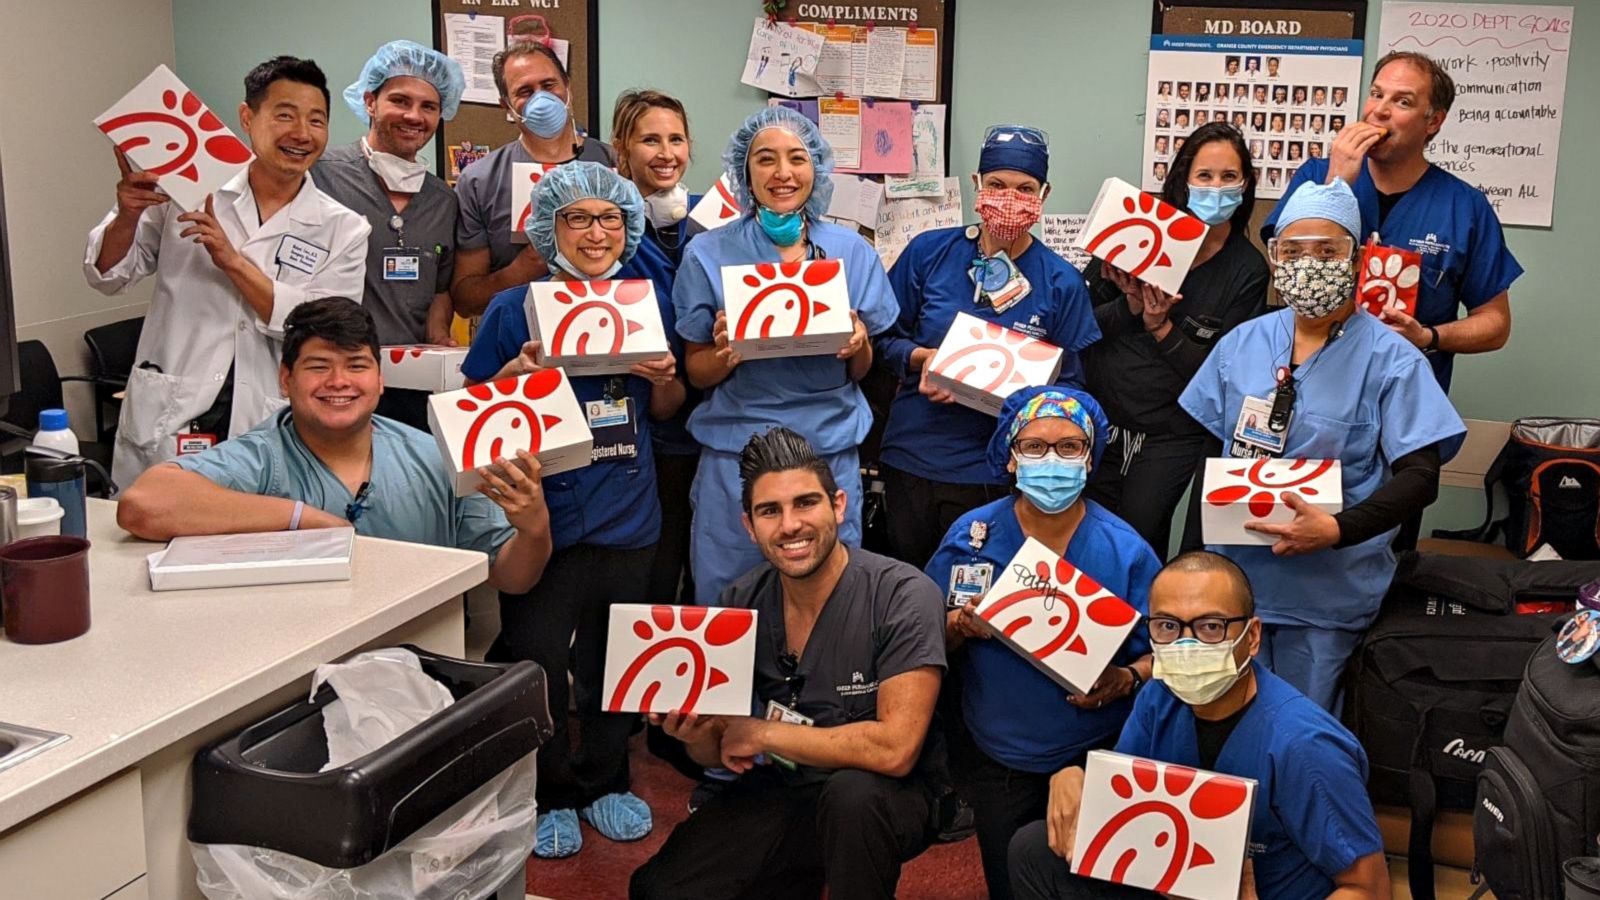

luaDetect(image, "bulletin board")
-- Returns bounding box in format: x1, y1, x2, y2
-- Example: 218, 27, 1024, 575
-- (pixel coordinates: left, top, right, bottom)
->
767, 0, 957, 105
431, 0, 601, 182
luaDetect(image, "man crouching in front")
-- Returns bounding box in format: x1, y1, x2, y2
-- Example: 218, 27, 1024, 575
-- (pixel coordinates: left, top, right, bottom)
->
630, 427, 946, 900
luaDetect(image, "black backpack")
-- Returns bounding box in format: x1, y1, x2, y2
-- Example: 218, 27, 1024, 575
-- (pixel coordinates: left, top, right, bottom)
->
1343, 553, 1600, 900
1440, 417, 1600, 559
1474, 626, 1600, 899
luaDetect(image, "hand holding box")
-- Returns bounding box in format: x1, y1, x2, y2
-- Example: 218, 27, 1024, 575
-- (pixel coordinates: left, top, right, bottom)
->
971, 537, 1140, 695
1201, 458, 1343, 546
526, 279, 670, 375
603, 604, 757, 716
1357, 243, 1422, 317
426, 369, 593, 496
1075, 177, 1208, 295
720, 259, 854, 360
381, 345, 469, 393
1072, 750, 1257, 900
926, 313, 1064, 416
94, 65, 254, 211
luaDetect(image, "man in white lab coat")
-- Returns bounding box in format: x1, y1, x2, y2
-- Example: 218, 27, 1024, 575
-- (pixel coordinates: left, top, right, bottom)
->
84, 56, 370, 488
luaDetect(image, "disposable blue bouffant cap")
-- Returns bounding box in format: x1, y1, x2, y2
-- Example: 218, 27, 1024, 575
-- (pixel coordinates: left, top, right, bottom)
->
1274, 178, 1362, 240
343, 40, 467, 124
38, 409, 69, 431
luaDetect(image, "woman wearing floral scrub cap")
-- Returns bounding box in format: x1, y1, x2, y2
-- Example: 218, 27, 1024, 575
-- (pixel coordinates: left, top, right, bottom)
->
1177, 178, 1465, 712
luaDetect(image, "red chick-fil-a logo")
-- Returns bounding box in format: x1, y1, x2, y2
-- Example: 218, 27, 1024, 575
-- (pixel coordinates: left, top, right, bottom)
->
606, 606, 755, 713
733, 260, 841, 340
1204, 459, 1336, 518
979, 558, 1137, 662
99, 88, 251, 182
1079, 760, 1251, 893
933, 322, 1060, 393
453, 369, 566, 468
1084, 192, 1205, 281
546, 280, 653, 356
1358, 247, 1422, 316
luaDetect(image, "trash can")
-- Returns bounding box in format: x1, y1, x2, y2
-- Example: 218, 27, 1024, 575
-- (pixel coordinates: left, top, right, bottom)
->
187, 646, 553, 900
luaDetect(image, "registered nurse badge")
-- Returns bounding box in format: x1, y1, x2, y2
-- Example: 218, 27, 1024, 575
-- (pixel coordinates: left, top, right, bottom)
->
1556, 609, 1600, 665
968, 521, 988, 551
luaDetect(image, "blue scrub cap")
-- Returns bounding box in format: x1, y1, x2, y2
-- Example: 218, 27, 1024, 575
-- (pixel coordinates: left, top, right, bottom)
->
978, 125, 1049, 184
721, 106, 835, 221
525, 161, 646, 270
1274, 177, 1362, 241
344, 40, 466, 124
987, 385, 1111, 479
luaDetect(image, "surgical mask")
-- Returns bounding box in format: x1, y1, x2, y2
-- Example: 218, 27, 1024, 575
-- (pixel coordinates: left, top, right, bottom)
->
551, 250, 622, 281
644, 184, 689, 229
521, 90, 570, 140
1013, 454, 1087, 514
756, 205, 804, 247
361, 138, 428, 193
1186, 183, 1244, 226
1273, 255, 1354, 319
1152, 633, 1249, 706
975, 188, 1043, 245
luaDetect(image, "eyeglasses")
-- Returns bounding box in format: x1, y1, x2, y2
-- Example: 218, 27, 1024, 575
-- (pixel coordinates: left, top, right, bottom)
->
1146, 615, 1250, 645
1267, 235, 1354, 263
1012, 437, 1090, 460
777, 651, 806, 707
556, 209, 626, 230
982, 125, 1050, 148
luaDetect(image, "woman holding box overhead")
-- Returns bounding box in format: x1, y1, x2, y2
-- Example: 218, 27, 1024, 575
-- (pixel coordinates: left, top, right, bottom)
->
925, 385, 1157, 900
874, 124, 1100, 571
672, 105, 897, 605
1082, 122, 1270, 557
1177, 179, 1464, 712
461, 161, 684, 858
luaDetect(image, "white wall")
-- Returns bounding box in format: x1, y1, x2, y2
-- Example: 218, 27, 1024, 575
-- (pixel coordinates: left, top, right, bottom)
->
0, 0, 173, 433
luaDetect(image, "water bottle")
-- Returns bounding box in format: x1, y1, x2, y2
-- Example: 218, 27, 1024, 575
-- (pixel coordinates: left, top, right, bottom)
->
32, 409, 80, 455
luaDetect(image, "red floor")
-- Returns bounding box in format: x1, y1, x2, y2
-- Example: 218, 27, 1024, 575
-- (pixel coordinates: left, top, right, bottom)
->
526, 734, 989, 899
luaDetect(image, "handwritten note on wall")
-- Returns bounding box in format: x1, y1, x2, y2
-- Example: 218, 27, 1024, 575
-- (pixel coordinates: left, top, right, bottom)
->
1379, 3, 1574, 227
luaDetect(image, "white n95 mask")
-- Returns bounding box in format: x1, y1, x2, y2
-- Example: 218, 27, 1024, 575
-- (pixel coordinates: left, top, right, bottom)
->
1151, 633, 1249, 706
362, 138, 428, 194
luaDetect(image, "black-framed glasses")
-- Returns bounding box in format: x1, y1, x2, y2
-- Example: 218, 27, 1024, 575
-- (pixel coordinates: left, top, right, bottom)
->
1012, 437, 1091, 460
1146, 615, 1250, 645
345, 481, 373, 524
556, 209, 626, 230
777, 651, 806, 707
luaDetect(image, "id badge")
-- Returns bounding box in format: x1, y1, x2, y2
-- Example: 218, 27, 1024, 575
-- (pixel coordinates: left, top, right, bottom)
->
176, 432, 216, 455
1230, 394, 1287, 459
971, 253, 1031, 313
381, 247, 420, 281
587, 396, 640, 461
947, 562, 993, 609
764, 700, 815, 771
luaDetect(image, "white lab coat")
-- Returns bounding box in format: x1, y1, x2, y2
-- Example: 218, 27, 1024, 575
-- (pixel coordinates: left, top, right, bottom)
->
83, 169, 370, 488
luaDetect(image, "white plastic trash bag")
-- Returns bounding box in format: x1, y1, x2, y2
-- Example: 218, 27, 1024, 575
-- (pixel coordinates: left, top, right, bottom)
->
311, 647, 456, 770
192, 753, 537, 900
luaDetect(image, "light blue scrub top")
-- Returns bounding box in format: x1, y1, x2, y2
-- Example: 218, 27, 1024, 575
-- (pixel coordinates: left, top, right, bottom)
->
1264, 159, 1523, 391
1117, 662, 1385, 898
1178, 308, 1466, 631
174, 410, 514, 560
671, 215, 900, 456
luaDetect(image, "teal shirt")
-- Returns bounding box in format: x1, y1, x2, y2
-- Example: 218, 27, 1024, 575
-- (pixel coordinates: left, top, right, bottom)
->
174, 410, 514, 562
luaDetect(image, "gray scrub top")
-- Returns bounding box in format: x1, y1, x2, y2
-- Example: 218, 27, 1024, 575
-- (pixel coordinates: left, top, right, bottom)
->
453, 136, 616, 271
311, 142, 458, 345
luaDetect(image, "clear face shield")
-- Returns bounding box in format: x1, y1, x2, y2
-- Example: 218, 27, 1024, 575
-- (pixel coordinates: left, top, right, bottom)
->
1265, 233, 1355, 266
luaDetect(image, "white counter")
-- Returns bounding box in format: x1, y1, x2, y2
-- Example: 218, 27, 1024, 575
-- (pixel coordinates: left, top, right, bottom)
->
0, 500, 487, 898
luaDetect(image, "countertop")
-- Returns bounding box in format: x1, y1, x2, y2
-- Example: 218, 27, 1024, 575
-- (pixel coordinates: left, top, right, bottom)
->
0, 500, 487, 831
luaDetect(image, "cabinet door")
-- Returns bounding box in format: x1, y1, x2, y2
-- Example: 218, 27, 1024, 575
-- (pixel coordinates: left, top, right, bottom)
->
0, 769, 146, 899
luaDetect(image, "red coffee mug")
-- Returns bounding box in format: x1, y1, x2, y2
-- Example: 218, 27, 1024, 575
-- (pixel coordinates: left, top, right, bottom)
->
1, 536, 92, 644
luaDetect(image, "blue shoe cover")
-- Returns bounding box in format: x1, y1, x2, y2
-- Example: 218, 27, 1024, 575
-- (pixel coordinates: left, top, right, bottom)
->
534, 807, 581, 859
580, 791, 653, 842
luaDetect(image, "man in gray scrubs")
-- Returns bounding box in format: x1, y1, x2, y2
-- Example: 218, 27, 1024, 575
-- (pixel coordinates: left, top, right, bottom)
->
448, 41, 616, 315
312, 40, 464, 429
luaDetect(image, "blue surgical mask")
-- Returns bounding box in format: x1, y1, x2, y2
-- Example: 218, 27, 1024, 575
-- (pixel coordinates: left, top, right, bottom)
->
1186, 184, 1245, 226
520, 90, 570, 140
1014, 454, 1088, 514
552, 249, 622, 281
756, 205, 805, 247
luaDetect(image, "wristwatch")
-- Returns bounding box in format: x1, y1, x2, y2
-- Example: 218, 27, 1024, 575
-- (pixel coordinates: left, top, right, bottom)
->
1424, 326, 1441, 354
1124, 665, 1145, 695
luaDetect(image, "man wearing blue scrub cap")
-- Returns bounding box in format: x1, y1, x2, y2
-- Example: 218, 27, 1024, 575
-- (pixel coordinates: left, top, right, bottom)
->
311, 40, 467, 429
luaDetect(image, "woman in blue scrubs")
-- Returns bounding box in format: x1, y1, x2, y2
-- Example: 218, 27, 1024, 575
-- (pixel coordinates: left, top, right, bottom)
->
926, 385, 1158, 900
1179, 179, 1465, 712
463, 162, 685, 858
1082, 122, 1269, 557
876, 125, 1099, 570
672, 105, 898, 605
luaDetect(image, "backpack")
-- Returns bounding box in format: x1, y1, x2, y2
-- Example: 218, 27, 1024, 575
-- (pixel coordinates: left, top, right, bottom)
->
1440, 417, 1600, 559
1343, 553, 1600, 900
1474, 626, 1600, 899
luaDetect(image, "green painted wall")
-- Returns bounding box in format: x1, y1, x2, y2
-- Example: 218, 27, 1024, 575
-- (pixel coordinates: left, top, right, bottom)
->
175, 0, 1595, 537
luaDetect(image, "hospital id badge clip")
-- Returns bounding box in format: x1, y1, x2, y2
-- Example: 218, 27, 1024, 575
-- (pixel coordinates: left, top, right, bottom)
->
970, 252, 1031, 313
381, 247, 420, 281
176, 422, 216, 455
764, 700, 815, 770
1231, 394, 1286, 459
948, 562, 993, 609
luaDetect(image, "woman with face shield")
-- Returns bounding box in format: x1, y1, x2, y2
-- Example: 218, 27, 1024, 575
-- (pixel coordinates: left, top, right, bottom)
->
670, 105, 899, 606
924, 385, 1159, 900
1177, 178, 1465, 712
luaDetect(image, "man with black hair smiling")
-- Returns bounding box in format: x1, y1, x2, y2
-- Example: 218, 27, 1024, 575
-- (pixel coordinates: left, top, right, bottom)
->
632, 427, 946, 900
117, 297, 551, 594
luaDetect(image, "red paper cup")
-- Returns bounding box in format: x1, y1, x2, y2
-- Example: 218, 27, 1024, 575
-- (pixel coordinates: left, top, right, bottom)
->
1, 536, 92, 644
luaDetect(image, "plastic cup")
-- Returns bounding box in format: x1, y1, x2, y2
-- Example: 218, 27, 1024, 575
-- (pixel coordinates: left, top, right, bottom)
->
1, 536, 92, 644
16, 497, 64, 539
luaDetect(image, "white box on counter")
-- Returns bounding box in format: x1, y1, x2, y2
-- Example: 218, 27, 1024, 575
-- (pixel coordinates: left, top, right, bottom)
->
147, 527, 355, 591
1200, 457, 1343, 546
380, 345, 469, 393
525, 279, 670, 376
925, 312, 1064, 416
720, 259, 853, 360
426, 370, 593, 496
602, 604, 758, 716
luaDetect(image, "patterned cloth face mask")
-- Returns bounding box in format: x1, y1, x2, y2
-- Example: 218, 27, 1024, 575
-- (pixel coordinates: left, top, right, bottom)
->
1273, 255, 1354, 318
975, 188, 1043, 245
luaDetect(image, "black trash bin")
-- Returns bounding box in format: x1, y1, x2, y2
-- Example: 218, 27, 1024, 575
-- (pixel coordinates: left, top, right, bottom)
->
188, 647, 553, 899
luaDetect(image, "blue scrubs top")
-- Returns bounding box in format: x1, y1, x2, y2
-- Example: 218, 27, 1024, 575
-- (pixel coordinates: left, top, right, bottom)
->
876, 225, 1101, 485
927, 497, 1158, 773
1178, 308, 1466, 631
460, 260, 674, 552
635, 204, 702, 457
1117, 662, 1385, 898
175, 410, 514, 559
672, 215, 900, 456
1263, 159, 1523, 390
